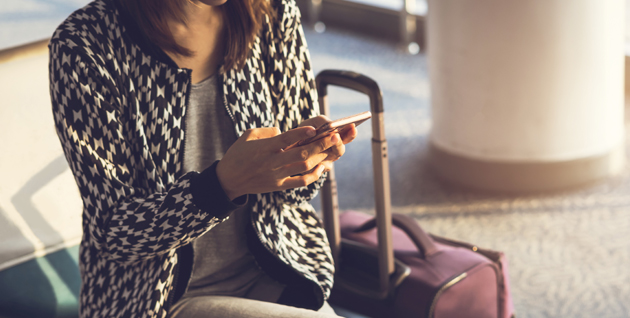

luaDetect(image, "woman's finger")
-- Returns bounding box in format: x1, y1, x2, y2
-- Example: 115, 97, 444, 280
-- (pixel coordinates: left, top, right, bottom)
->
242, 127, 281, 141
307, 132, 340, 154
276, 132, 340, 166
323, 140, 345, 160
338, 124, 357, 144
271, 126, 317, 150
277, 152, 328, 177
320, 160, 334, 173
280, 164, 326, 189
326, 137, 346, 161
298, 115, 330, 129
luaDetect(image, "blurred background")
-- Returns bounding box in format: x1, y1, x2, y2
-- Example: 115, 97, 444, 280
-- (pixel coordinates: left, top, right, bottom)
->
2, 0, 630, 317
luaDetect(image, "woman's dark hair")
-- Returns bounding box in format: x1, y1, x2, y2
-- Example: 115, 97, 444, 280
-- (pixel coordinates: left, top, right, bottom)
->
120, 0, 275, 71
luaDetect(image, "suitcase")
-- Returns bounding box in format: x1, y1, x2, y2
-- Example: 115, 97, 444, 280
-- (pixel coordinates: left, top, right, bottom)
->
315, 70, 515, 318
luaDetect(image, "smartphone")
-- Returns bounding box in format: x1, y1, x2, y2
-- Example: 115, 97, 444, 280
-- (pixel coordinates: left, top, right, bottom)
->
284, 111, 372, 151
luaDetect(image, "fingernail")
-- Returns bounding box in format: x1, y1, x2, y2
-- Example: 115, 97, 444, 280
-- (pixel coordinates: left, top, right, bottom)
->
331, 133, 340, 143
306, 128, 316, 137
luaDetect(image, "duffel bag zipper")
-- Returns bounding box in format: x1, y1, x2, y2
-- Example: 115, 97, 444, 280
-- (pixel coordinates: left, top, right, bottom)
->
431, 236, 507, 318
428, 272, 468, 318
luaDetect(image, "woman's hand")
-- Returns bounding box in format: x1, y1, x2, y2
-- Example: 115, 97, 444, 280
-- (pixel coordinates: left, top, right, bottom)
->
298, 115, 358, 173
216, 126, 342, 200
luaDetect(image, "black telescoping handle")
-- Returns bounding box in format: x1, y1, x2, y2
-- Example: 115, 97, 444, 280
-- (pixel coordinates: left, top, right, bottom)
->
316, 70, 384, 115
316, 70, 395, 299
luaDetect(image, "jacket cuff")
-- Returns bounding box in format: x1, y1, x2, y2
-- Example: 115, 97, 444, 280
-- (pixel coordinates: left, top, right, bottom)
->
190, 161, 247, 219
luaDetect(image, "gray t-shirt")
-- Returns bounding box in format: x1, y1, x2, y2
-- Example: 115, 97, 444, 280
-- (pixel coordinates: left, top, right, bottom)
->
181, 74, 284, 302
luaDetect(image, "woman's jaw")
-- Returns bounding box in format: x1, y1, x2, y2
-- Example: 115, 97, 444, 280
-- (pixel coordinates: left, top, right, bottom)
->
194, 0, 229, 7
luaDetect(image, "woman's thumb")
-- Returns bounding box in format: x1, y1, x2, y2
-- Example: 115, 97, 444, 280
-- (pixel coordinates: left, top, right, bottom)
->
275, 126, 316, 149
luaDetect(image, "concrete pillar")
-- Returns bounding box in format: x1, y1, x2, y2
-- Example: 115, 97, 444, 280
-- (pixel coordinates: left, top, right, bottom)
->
427, 0, 626, 192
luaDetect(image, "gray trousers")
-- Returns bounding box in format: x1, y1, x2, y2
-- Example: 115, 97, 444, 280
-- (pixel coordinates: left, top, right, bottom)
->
168, 296, 341, 318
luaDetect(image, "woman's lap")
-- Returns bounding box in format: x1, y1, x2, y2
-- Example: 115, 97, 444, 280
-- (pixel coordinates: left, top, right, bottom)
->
168, 296, 341, 318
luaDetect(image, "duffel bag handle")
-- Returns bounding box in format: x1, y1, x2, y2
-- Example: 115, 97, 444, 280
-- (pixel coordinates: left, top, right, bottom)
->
316, 70, 395, 299
354, 213, 439, 258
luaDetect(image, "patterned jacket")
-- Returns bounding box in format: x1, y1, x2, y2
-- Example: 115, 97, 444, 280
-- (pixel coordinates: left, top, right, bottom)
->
48, 0, 334, 317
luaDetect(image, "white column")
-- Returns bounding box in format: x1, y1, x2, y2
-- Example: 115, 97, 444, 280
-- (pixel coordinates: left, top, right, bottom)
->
427, 0, 625, 191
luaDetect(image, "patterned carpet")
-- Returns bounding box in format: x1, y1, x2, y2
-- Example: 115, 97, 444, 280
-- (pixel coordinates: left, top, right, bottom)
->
305, 26, 630, 318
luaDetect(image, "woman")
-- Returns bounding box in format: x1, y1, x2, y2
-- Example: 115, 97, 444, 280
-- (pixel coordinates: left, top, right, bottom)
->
48, 0, 357, 316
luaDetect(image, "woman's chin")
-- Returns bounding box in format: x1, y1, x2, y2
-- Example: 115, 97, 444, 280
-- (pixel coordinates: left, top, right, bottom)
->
198, 0, 229, 7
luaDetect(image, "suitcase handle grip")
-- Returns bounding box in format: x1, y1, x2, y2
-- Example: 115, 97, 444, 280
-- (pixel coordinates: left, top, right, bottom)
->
316, 70, 384, 114
354, 213, 439, 258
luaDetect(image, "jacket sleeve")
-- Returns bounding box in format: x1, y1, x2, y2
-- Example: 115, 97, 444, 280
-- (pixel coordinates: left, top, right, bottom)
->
49, 38, 241, 265
270, 0, 326, 205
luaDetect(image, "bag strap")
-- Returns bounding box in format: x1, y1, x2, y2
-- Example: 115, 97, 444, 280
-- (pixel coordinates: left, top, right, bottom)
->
316, 70, 395, 299
355, 213, 439, 258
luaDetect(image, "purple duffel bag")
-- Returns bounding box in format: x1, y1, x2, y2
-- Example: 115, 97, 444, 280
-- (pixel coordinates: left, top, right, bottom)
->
314, 70, 515, 318
332, 210, 515, 318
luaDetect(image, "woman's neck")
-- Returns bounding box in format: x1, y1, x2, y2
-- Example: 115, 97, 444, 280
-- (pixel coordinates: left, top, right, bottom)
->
166, 2, 226, 83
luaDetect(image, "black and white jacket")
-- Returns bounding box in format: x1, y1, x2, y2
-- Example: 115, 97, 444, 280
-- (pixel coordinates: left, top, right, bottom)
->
49, 0, 334, 317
